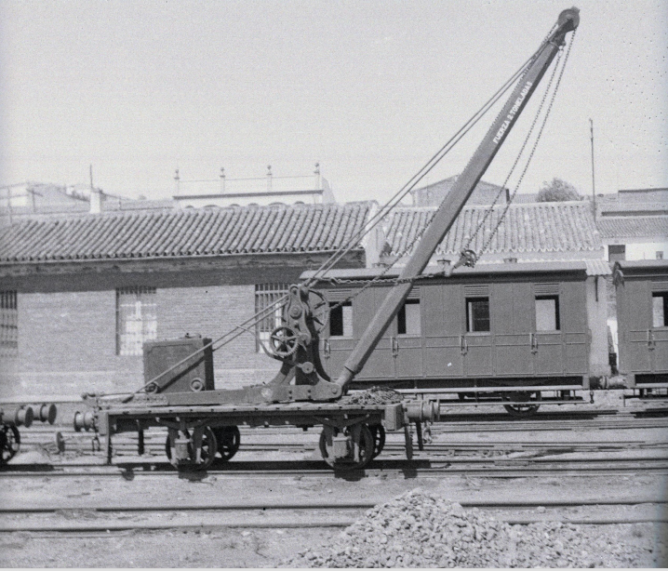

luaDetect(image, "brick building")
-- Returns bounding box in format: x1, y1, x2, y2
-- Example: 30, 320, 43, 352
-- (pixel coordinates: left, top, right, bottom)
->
0, 202, 370, 399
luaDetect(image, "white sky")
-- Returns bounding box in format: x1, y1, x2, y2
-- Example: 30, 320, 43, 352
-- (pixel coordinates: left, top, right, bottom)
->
1, 0, 667, 204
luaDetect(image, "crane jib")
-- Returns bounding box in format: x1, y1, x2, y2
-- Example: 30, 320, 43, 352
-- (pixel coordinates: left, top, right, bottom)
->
335, 8, 580, 389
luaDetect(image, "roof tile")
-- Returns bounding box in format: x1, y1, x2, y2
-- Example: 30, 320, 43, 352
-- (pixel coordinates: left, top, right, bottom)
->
596, 216, 668, 239
0, 203, 371, 263
385, 201, 601, 257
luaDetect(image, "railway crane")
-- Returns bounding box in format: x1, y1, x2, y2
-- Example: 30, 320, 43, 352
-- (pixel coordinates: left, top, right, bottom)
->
73, 7, 580, 471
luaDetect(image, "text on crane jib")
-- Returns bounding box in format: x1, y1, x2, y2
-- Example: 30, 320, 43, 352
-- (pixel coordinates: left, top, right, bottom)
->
492, 81, 533, 145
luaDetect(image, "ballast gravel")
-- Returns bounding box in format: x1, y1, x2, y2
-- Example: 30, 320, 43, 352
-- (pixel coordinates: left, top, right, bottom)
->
283, 489, 666, 568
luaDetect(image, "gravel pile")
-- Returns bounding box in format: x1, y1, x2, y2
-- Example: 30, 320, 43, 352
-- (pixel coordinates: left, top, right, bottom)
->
283, 489, 663, 568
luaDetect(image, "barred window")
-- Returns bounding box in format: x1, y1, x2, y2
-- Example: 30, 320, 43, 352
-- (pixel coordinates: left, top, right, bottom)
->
116, 287, 157, 356
255, 283, 289, 352
1, 291, 18, 357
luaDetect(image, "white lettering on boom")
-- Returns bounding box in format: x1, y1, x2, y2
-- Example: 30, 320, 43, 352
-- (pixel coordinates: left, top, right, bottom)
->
492, 81, 533, 144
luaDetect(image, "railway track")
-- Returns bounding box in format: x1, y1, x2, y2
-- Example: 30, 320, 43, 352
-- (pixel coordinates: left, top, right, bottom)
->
4, 451, 668, 480
1, 497, 666, 534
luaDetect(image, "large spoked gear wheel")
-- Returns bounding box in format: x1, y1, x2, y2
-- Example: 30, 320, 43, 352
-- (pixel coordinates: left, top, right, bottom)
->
0, 424, 20, 466
165, 427, 218, 471
368, 424, 386, 458
308, 289, 331, 335
212, 426, 241, 463
319, 424, 374, 470
502, 391, 541, 416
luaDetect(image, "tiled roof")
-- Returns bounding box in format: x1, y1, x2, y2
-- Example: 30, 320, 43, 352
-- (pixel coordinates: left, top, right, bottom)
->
584, 259, 613, 276
0, 203, 370, 263
596, 216, 668, 239
385, 201, 601, 256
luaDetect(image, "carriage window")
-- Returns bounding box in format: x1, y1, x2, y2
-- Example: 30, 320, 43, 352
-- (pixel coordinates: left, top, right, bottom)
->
329, 302, 353, 337
466, 297, 490, 332
535, 295, 560, 331
398, 299, 421, 335
653, 292, 668, 328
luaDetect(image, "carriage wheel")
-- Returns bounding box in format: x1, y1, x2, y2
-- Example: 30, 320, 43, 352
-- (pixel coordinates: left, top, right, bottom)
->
502, 391, 541, 416
319, 424, 374, 470
213, 426, 241, 462
368, 424, 386, 458
165, 427, 218, 471
0, 425, 20, 466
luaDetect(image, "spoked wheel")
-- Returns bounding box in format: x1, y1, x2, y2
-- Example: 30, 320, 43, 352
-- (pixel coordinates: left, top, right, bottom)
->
212, 426, 241, 463
269, 326, 299, 358
165, 426, 218, 471
368, 424, 386, 458
0, 425, 20, 466
502, 391, 541, 416
319, 424, 374, 470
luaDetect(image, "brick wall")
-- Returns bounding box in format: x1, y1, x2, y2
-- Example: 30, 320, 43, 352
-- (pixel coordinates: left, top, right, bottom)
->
157, 284, 278, 390
1, 290, 142, 398
0, 253, 360, 399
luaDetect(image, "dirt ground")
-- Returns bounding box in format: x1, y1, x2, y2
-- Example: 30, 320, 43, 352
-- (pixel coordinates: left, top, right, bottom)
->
1, 473, 667, 567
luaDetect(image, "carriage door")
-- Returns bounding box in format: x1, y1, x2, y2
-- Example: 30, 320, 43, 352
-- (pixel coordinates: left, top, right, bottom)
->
624, 280, 653, 373
558, 281, 589, 374
423, 283, 465, 378
321, 288, 356, 380
650, 285, 668, 373
533, 282, 565, 375
463, 284, 494, 377
393, 287, 424, 379
355, 286, 395, 381
492, 282, 534, 376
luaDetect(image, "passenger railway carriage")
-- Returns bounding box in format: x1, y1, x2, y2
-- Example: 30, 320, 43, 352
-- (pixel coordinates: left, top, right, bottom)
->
305, 260, 611, 413
614, 260, 668, 400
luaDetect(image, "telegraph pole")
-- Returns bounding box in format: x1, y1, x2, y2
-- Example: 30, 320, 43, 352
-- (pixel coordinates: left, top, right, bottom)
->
590, 119, 596, 219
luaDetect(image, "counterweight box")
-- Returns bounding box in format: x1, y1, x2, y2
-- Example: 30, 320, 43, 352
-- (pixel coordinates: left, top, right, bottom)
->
143, 336, 214, 393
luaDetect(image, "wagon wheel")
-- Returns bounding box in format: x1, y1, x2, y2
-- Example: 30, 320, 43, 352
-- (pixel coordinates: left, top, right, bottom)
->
368, 424, 386, 458
0, 424, 20, 466
165, 427, 218, 471
213, 426, 241, 463
502, 391, 541, 416
319, 424, 374, 470
308, 289, 331, 335
269, 326, 299, 358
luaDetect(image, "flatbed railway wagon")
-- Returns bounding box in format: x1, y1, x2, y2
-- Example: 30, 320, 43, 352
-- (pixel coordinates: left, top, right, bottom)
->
614, 260, 668, 401
306, 260, 611, 414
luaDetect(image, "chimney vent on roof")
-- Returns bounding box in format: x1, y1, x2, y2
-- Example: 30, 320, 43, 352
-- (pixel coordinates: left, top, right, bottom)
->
90, 188, 104, 214
504, 257, 518, 264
